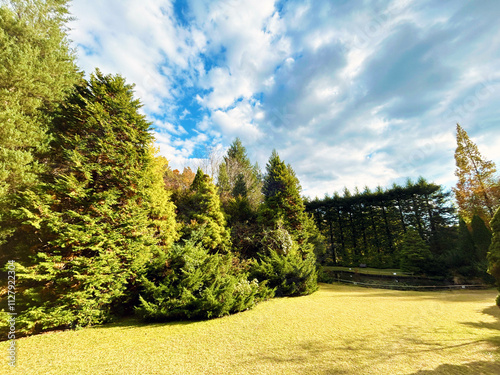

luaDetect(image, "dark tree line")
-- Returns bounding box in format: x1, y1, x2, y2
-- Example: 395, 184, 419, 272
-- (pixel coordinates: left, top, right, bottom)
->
306, 178, 457, 271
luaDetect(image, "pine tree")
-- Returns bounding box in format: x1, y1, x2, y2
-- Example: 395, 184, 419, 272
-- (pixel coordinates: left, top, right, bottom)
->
6, 70, 176, 335
0, 0, 80, 244
453, 124, 500, 224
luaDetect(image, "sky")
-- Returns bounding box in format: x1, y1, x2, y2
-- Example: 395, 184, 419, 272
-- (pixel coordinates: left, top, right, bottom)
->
67, 0, 500, 198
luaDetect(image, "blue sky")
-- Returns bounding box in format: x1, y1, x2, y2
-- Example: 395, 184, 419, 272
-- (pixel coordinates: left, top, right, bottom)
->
68, 0, 500, 198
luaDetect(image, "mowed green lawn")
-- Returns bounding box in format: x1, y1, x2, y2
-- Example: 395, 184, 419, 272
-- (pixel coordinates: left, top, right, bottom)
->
2, 284, 500, 375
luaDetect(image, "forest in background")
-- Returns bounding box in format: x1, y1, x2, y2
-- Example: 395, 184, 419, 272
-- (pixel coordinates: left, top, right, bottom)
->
306, 174, 495, 281
305, 121, 500, 286
1, 0, 500, 338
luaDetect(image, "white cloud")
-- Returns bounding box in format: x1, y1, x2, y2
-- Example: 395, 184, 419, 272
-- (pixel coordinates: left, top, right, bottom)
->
211, 102, 263, 142
68, 0, 500, 198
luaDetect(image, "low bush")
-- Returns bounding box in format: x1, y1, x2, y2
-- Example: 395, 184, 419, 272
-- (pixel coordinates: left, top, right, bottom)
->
135, 230, 273, 321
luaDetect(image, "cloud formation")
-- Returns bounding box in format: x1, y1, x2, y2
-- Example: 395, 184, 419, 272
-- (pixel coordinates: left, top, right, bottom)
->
69, 0, 500, 197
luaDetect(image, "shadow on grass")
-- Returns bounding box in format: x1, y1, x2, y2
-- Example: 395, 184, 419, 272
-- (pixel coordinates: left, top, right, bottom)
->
90, 316, 199, 331
408, 361, 500, 374
461, 305, 500, 352
239, 340, 352, 375
238, 335, 497, 375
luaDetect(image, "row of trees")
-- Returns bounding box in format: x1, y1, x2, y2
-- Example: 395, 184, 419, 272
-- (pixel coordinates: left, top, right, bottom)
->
306, 179, 456, 272
0, 0, 322, 336
306, 124, 500, 290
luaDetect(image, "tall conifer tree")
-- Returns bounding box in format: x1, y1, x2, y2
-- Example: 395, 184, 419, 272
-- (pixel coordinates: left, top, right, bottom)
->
0, 0, 80, 244
453, 124, 500, 224
252, 150, 322, 296
261, 150, 307, 243
180, 168, 231, 253
217, 138, 262, 209
8, 70, 176, 334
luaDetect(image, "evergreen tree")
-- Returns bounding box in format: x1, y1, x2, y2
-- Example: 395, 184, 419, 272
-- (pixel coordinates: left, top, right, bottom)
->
143, 147, 179, 249
216, 140, 262, 258
487, 207, 500, 306
261, 150, 307, 244
179, 168, 231, 253
232, 173, 248, 198
399, 230, 433, 274
217, 138, 262, 209
453, 123, 500, 224
255, 151, 321, 296
5, 70, 175, 335
0, 0, 80, 244
250, 246, 318, 297
471, 214, 492, 271
306, 180, 457, 270
444, 218, 477, 277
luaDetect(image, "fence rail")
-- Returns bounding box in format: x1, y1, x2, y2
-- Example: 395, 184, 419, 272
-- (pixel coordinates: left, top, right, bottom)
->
331, 279, 490, 291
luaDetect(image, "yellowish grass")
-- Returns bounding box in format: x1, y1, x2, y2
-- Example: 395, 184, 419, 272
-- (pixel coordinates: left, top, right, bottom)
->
2, 284, 499, 374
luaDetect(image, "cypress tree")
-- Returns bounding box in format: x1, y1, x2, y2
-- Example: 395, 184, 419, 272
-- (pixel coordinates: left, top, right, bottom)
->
0, 0, 80, 245
136, 230, 273, 321
254, 151, 321, 296
180, 168, 231, 253
261, 150, 306, 243
7, 70, 175, 334
250, 246, 318, 297
143, 147, 179, 249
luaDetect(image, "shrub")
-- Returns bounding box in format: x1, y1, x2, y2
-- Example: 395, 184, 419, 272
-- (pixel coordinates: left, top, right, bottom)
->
135, 230, 272, 321
250, 247, 318, 297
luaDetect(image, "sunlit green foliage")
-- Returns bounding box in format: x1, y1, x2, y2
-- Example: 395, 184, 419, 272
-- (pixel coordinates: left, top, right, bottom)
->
0, 0, 80, 246
7, 71, 177, 335
136, 230, 273, 321
177, 168, 232, 253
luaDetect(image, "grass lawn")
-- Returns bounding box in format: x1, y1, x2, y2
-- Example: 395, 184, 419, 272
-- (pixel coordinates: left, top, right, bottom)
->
2, 284, 499, 374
